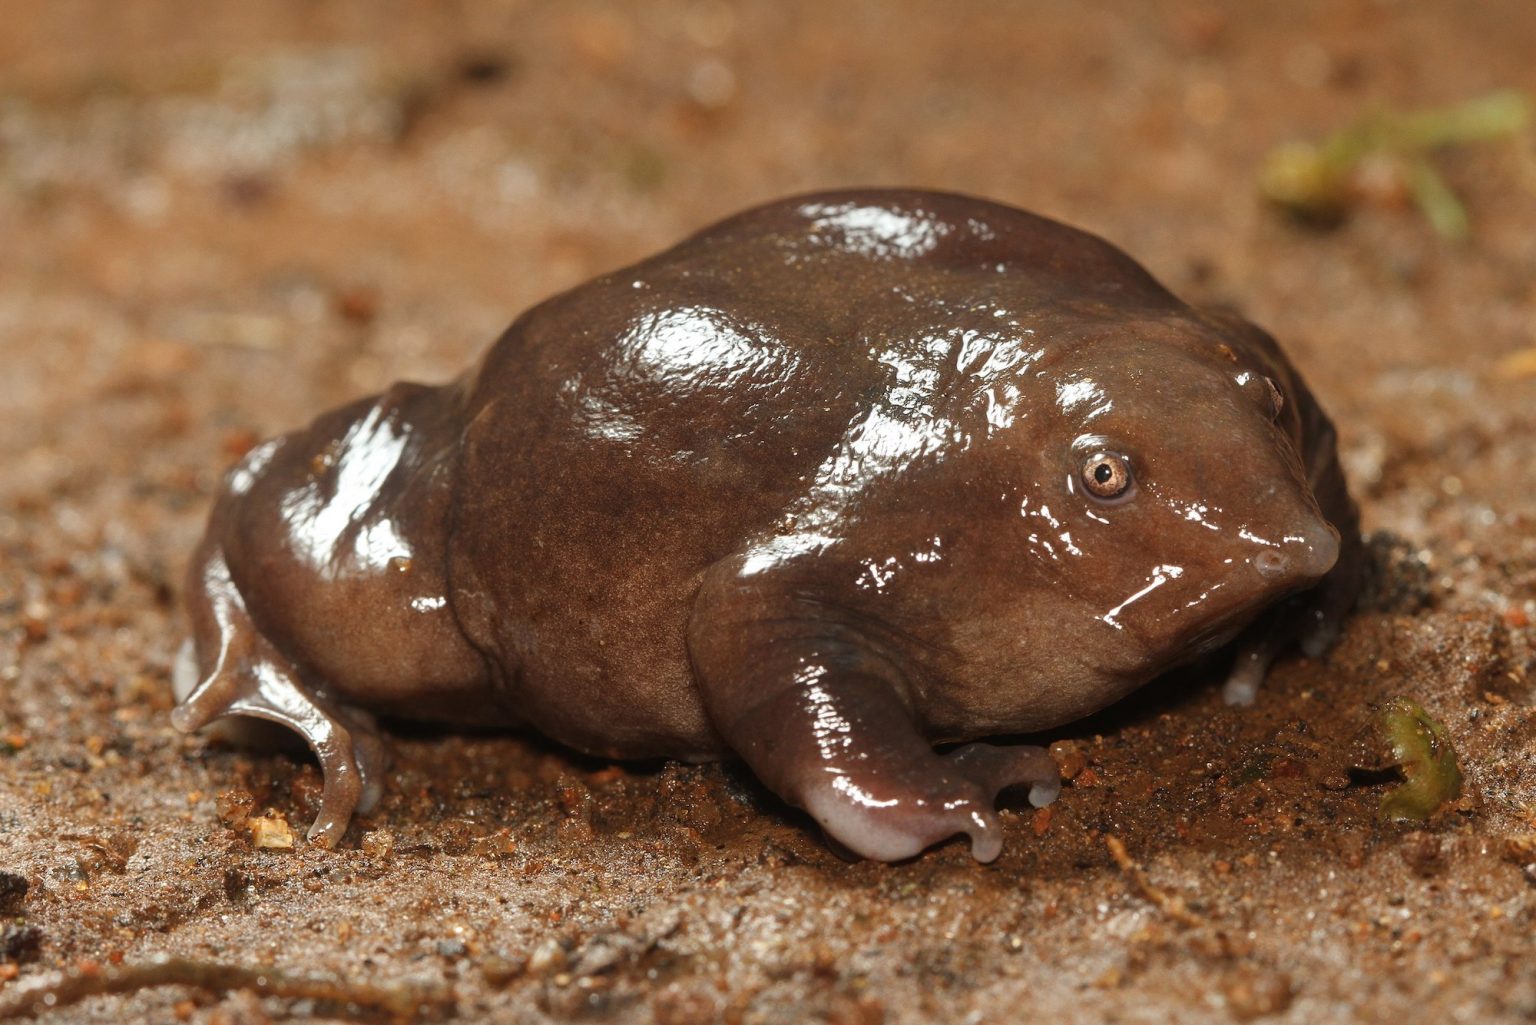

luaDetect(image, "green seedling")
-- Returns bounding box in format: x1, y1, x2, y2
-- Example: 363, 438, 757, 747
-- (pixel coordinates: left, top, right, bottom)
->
1260, 89, 1531, 240
1377, 698, 1463, 823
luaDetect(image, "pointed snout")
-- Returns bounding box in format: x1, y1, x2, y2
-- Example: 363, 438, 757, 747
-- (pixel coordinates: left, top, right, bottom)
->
1251, 518, 1340, 585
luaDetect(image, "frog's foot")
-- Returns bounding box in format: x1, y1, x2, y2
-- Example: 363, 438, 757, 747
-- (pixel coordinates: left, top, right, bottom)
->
174, 649, 388, 846
175, 551, 387, 847
1222, 625, 1289, 707
799, 743, 1059, 864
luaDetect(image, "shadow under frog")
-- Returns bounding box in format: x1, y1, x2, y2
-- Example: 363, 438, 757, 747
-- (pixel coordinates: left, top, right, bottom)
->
173, 189, 1362, 861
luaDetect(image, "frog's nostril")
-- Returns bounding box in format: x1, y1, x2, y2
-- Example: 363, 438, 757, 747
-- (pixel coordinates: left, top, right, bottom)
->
1254, 549, 1290, 579
1252, 521, 1340, 583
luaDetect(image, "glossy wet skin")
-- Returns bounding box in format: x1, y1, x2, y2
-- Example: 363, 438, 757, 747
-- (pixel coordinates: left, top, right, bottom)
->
173, 189, 1362, 862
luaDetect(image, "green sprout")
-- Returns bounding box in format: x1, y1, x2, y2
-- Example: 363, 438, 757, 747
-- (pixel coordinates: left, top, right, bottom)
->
1259, 90, 1531, 240
1377, 698, 1463, 823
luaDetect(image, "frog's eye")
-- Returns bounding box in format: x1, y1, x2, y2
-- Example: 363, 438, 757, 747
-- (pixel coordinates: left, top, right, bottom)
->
1080, 451, 1134, 501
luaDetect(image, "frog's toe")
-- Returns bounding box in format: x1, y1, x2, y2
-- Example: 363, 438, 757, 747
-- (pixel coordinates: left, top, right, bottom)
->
945, 742, 1061, 812
1223, 622, 1292, 706
171, 655, 256, 736
1224, 575, 1358, 706
252, 687, 385, 848
231, 688, 384, 849
1222, 657, 1265, 707
1299, 608, 1341, 660
338, 707, 389, 816
947, 744, 1062, 862
306, 728, 368, 848
1297, 567, 1359, 659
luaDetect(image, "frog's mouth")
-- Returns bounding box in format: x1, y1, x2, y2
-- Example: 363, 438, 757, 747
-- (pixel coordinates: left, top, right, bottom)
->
1187, 619, 1253, 657
1176, 572, 1322, 659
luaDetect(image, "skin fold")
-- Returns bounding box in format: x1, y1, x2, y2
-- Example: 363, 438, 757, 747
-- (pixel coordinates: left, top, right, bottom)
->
173, 189, 1363, 860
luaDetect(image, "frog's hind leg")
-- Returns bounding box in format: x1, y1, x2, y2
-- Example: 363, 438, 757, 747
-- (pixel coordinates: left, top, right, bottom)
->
173, 543, 387, 848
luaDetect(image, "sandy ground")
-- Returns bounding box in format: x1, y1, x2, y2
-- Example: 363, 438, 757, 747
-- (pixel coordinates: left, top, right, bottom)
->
2, 1, 1535, 1022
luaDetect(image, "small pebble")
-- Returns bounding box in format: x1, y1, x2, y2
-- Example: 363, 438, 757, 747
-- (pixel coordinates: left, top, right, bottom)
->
528, 938, 567, 976
248, 811, 295, 850
361, 829, 396, 862
1049, 740, 1088, 780
481, 954, 525, 987
216, 789, 256, 827
1224, 968, 1294, 1021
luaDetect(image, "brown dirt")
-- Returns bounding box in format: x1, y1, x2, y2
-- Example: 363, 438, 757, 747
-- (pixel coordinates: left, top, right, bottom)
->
2, 2, 1535, 1022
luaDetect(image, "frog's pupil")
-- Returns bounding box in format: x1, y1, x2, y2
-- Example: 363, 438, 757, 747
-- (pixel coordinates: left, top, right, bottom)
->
1094, 463, 1113, 484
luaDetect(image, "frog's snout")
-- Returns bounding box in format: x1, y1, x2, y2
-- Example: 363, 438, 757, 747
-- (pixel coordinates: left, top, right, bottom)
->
1251, 519, 1340, 584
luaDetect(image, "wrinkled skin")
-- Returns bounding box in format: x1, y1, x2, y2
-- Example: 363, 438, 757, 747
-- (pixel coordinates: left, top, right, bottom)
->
174, 190, 1362, 860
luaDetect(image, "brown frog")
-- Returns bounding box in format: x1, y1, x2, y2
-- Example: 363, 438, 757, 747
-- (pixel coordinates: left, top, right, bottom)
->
173, 190, 1362, 861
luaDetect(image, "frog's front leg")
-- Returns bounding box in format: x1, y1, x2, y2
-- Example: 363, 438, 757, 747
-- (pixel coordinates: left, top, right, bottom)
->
689, 568, 1059, 863
172, 538, 387, 847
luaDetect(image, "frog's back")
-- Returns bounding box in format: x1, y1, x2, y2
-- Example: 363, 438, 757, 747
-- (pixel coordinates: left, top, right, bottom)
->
446, 190, 1180, 758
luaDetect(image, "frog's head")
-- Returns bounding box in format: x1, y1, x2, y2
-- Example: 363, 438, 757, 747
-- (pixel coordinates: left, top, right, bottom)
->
910, 313, 1342, 737
1008, 319, 1339, 685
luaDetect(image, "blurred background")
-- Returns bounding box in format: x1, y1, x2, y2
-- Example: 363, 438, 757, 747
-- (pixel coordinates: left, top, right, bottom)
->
2, 2, 1531, 433
5, 0, 1533, 553
2, 3, 1534, 1023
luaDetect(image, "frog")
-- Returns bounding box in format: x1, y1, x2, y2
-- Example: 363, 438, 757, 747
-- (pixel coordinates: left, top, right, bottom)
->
172, 189, 1361, 861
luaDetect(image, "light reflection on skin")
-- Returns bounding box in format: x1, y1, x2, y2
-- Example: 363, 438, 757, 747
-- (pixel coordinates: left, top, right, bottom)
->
911, 536, 943, 564
574, 393, 644, 443
1019, 497, 1087, 561
797, 201, 951, 260
1054, 377, 1113, 420
279, 405, 414, 572
742, 320, 1045, 579
831, 774, 900, 808
228, 439, 282, 497
577, 306, 795, 444
1100, 563, 1186, 630
741, 529, 842, 577
984, 385, 1018, 430
1238, 525, 1307, 547
857, 536, 944, 593
1171, 498, 1221, 532
877, 346, 945, 420
623, 307, 773, 381
1182, 581, 1229, 611
799, 663, 856, 758
861, 555, 901, 591
743, 403, 958, 577
797, 660, 901, 810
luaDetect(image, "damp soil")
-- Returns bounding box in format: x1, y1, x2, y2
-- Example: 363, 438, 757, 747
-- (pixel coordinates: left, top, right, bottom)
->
2, 2, 1535, 1022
